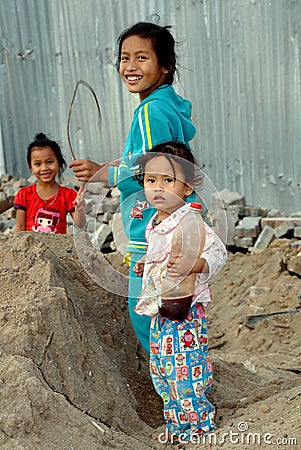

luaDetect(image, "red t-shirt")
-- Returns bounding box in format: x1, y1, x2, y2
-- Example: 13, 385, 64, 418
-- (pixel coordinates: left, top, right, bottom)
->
14, 184, 77, 234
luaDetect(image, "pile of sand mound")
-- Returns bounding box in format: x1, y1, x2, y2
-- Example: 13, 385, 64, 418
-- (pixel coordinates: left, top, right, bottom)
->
0, 232, 300, 449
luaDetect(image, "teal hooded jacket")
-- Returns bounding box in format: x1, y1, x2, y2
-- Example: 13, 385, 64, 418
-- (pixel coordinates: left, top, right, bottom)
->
107, 84, 196, 254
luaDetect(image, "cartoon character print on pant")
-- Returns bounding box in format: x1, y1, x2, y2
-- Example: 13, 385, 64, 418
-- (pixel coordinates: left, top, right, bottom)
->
32, 206, 60, 233
150, 303, 216, 438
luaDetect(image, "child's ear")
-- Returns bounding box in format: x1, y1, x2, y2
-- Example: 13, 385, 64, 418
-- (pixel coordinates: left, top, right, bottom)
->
185, 184, 194, 197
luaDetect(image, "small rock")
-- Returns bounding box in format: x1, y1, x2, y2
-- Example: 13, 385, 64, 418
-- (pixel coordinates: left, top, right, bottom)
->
260, 405, 271, 413
287, 256, 301, 276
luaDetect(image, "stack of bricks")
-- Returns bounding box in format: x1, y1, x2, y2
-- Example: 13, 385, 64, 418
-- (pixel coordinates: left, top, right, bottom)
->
211, 188, 301, 251
1, 172, 301, 254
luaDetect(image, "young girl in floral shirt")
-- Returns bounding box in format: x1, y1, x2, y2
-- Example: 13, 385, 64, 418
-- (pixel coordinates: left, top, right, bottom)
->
133, 142, 227, 444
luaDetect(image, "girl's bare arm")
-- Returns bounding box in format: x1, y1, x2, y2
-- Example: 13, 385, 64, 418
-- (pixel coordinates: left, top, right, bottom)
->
15, 209, 26, 232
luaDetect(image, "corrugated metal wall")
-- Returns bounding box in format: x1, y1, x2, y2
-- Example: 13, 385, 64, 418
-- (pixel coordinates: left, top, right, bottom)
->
0, 0, 300, 213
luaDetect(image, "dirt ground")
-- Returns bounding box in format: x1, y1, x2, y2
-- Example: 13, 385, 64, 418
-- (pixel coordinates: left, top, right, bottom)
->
0, 231, 300, 449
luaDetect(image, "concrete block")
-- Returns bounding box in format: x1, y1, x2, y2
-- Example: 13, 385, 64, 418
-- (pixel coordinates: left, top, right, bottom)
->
1, 217, 16, 231
267, 209, 285, 218
84, 192, 106, 212
0, 174, 13, 184
0, 192, 12, 213
62, 173, 81, 188
234, 236, 254, 248
244, 206, 269, 218
261, 217, 301, 229
274, 223, 293, 239
91, 223, 112, 249
92, 203, 104, 216
1, 207, 16, 219
225, 209, 239, 246
207, 207, 228, 246
2, 186, 16, 202
287, 256, 301, 277
294, 227, 301, 238
86, 220, 97, 234
102, 212, 112, 224
110, 212, 128, 255
212, 188, 246, 208
13, 178, 28, 190
85, 183, 109, 195
102, 197, 120, 214
291, 240, 301, 249
250, 286, 272, 298
111, 187, 120, 198
228, 204, 245, 216
235, 216, 261, 238
254, 225, 275, 249
83, 198, 93, 216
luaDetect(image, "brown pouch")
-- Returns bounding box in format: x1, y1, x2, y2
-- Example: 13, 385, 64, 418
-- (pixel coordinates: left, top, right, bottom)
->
159, 295, 193, 321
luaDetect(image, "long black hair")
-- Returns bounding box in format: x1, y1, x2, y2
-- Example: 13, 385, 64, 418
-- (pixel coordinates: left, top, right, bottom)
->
116, 21, 177, 85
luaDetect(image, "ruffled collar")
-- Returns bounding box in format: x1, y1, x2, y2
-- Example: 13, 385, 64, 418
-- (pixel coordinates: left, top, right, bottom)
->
147, 203, 192, 235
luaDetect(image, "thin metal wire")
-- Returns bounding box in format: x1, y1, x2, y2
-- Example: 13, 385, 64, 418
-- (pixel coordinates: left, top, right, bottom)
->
67, 80, 102, 160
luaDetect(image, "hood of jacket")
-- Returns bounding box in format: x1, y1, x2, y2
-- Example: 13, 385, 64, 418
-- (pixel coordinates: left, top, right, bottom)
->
138, 84, 196, 143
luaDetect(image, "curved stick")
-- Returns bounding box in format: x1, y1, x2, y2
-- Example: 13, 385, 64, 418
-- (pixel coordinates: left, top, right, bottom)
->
67, 80, 102, 160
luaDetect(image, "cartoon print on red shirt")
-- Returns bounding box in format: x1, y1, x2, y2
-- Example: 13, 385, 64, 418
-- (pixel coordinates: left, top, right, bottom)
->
130, 199, 149, 219
32, 207, 61, 233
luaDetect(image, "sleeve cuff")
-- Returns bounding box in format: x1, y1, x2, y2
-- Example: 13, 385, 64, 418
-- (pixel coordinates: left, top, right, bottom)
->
14, 203, 26, 211
108, 166, 118, 186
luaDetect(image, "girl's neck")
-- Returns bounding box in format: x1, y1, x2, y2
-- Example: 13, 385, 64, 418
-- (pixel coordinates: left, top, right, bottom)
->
154, 202, 187, 225
36, 180, 58, 200
36, 179, 57, 188
155, 211, 170, 225
139, 83, 168, 102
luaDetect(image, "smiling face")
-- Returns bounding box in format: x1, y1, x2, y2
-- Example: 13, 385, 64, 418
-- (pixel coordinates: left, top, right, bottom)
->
144, 155, 193, 221
29, 146, 60, 184
119, 35, 169, 101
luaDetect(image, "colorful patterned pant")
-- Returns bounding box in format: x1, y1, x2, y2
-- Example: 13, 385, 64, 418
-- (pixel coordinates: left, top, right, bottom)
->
150, 303, 216, 438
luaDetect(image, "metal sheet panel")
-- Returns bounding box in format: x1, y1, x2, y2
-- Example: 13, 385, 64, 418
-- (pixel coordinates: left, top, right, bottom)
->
0, 0, 300, 213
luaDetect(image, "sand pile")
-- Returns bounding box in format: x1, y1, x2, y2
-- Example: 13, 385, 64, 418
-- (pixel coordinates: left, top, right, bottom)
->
0, 232, 300, 449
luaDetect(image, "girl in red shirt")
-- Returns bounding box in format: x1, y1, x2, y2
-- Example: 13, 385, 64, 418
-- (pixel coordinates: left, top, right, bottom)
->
14, 133, 84, 233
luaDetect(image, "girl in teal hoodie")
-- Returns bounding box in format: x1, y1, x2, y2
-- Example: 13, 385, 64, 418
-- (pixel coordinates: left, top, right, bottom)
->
70, 22, 196, 353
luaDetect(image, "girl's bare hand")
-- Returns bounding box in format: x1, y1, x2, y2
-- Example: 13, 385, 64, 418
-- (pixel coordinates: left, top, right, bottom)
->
167, 253, 208, 276
166, 253, 195, 277
74, 186, 85, 211
69, 159, 109, 182
133, 260, 145, 277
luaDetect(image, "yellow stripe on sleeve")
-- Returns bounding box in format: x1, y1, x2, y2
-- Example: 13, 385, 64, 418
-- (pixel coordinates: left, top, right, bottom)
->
144, 103, 152, 149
